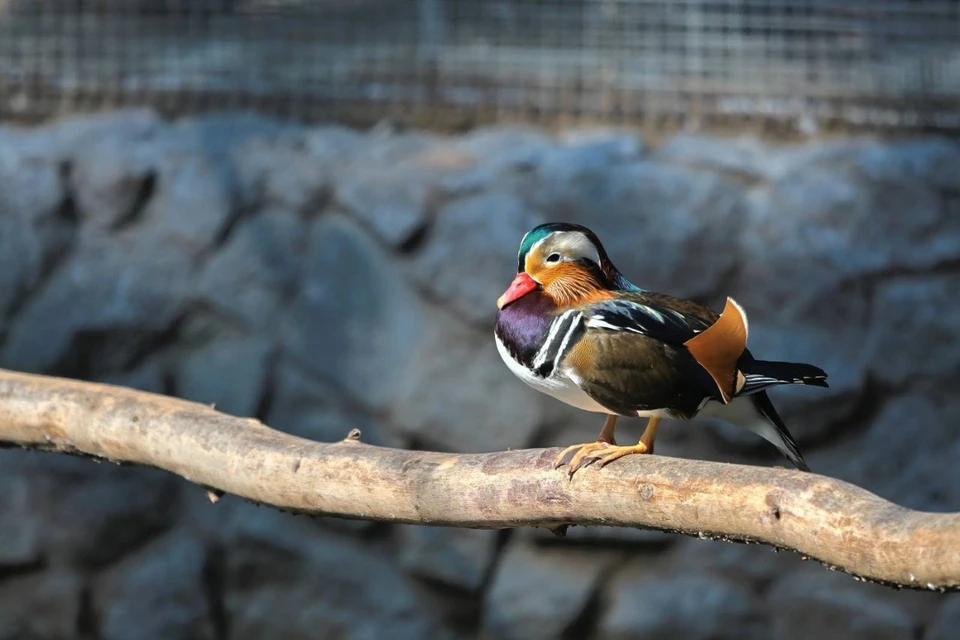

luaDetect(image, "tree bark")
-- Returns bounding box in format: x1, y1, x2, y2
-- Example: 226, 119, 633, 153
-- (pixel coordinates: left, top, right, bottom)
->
1, 367, 958, 591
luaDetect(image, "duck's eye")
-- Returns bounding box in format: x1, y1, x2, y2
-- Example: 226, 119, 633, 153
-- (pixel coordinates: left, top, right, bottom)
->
546, 253, 561, 263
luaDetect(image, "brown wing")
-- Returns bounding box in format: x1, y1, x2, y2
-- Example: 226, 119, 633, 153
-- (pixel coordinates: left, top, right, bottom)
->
565, 292, 748, 412
562, 328, 716, 419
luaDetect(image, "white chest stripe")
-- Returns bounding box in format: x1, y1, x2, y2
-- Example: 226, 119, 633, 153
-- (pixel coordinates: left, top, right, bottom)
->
532, 311, 585, 378
553, 313, 584, 370
532, 310, 574, 371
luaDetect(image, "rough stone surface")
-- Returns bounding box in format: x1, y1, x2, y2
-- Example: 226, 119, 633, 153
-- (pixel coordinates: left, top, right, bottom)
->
810, 392, 960, 512
0, 242, 191, 376
41, 464, 180, 568
174, 334, 272, 418
267, 356, 404, 448
281, 214, 424, 410
334, 163, 434, 247
0, 572, 82, 640
70, 132, 159, 229
598, 566, 761, 640
767, 569, 915, 640
222, 508, 452, 640
0, 110, 957, 639
866, 275, 960, 388
483, 540, 619, 640
96, 533, 215, 640
397, 524, 498, 591
928, 596, 960, 640
0, 151, 71, 320
390, 313, 543, 452
0, 475, 42, 567
232, 131, 337, 214
195, 207, 305, 331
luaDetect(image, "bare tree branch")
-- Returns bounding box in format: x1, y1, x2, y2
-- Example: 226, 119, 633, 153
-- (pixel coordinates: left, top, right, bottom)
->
1, 367, 958, 591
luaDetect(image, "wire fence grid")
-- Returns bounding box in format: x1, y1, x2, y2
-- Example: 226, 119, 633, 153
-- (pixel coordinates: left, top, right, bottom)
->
0, 0, 958, 135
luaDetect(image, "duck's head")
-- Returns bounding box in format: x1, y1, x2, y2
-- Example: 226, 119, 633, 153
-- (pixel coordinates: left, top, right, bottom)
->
497, 223, 638, 309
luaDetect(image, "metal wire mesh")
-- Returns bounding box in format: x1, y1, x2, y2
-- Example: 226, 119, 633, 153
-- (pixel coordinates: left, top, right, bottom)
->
0, 0, 958, 134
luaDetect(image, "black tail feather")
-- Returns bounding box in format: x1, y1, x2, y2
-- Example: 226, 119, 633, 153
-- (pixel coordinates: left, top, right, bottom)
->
751, 391, 810, 472
739, 359, 829, 396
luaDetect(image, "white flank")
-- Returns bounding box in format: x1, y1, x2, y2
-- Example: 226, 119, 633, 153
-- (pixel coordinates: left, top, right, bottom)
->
698, 397, 783, 449
495, 333, 609, 413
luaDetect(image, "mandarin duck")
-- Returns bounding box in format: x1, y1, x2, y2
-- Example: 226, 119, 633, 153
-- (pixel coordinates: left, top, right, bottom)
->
494, 222, 828, 475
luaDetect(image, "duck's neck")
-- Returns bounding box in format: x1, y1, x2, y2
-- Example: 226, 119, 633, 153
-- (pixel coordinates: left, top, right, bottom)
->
494, 291, 558, 368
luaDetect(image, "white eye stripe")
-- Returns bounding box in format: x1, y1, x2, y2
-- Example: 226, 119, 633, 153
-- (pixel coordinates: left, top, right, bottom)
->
534, 232, 600, 265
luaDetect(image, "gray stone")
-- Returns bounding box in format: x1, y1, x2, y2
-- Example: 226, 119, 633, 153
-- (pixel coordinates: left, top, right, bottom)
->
335, 165, 434, 247
48, 108, 162, 157
0, 208, 45, 320
390, 315, 543, 452
0, 145, 66, 222
483, 540, 617, 640
397, 525, 498, 591
0, 145, 71, 319
281, 215, 424, 410
0, 475, 42, 567
350, 130, 438, 164
96, 533, 214, 640
557, 127, 644, 161
735, 161, 954, 318
665, 537, 798, 585
232, 132, 334, 214
1, 242, 191, 375
454, 125, 555, 169
440, 126, 555, 194
131, 137, 237, 254
523, 523, 676, 547
654, 134, 772, 180
767, 569, 914, 640
0, 572, 82, 640
928, 596, 960, 640
810, 393, 960, 512
535, 130, 642, 188
411, 191, 543, 325
856, 137, 960, 192
267, 357, 404, 449
43, 465, 180, 568
174, 335, 272, 418
96, 359, 167, 395
70, 133, 159, 229
303, 125, 365, 161
196, 208, 305, 331
599, 567, 760, 640
866, 275, 960, 388
762, 139, 875, 182
338, 140, 485, 246
223, 507, 451, 640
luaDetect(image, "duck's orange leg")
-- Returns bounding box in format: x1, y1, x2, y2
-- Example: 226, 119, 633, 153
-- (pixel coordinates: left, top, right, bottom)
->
556, 416, 661, 476
553, 414, 618, 471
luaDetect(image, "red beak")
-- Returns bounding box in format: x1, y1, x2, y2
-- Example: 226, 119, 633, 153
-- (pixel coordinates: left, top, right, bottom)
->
497, 272, 538, 309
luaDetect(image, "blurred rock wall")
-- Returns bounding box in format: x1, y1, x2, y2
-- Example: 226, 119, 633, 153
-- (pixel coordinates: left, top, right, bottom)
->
1, 109, 959, 639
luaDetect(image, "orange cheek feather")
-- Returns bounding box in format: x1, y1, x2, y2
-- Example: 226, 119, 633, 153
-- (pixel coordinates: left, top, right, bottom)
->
497, 272, 538, 309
